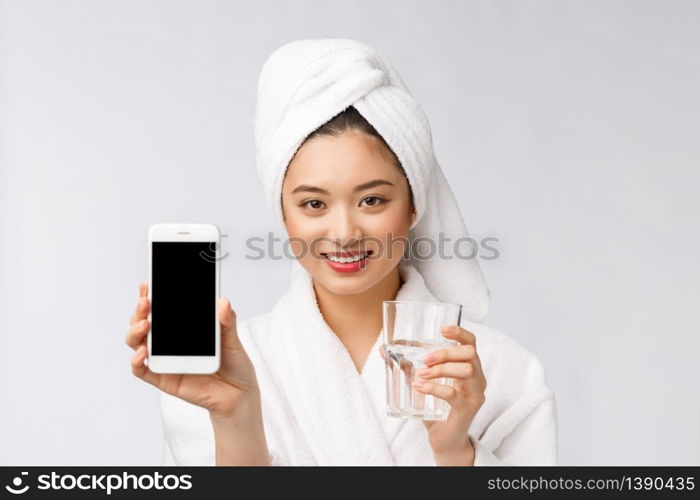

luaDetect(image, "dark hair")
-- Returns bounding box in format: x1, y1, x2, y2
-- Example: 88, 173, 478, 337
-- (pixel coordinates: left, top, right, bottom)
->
284, 105, 415, 213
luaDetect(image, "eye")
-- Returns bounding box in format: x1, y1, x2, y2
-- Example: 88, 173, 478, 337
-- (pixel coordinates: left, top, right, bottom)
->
360, 196, 386, 207
300, 199, 326, 210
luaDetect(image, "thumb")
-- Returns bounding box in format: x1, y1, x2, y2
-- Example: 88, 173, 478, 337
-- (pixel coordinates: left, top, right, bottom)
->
218, 297, 241, 351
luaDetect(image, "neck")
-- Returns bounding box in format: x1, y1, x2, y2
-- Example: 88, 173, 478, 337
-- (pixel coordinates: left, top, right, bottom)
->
313, 265, 405, 342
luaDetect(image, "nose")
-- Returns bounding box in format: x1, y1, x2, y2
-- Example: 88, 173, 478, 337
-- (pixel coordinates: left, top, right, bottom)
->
327, 206, 364, 249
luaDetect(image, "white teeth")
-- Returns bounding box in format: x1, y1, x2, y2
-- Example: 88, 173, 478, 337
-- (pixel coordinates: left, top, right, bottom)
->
326, 252, 368, 263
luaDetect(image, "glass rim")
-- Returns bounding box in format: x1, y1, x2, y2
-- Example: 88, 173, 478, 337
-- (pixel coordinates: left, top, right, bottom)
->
383, 300, 462, 309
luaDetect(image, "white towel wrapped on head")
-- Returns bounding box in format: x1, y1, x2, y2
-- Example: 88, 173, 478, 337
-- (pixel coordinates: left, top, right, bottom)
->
253, 38, 490, 323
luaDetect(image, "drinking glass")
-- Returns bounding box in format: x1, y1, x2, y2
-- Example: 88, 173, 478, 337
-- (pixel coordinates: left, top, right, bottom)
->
382, 300, 462, 421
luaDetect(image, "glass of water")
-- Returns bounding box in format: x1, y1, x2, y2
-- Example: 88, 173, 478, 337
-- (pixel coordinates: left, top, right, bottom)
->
382, 300, 462, 421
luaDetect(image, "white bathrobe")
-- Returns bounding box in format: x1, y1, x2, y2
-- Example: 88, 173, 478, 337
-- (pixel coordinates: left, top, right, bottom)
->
160, 263, 558, 466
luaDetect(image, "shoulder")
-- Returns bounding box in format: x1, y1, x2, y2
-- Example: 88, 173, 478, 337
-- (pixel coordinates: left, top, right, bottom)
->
460, 318, 553, 403
237, 310, 273, 332
460, 320, 558, 460
233, 311, 280, 375
235, 310, 275, 347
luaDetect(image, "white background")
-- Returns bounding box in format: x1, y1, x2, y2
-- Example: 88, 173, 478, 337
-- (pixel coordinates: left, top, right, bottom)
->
1, 0, 698, 465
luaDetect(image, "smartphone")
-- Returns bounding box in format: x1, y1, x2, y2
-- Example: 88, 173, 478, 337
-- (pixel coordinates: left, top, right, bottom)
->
147, 223, 221, 374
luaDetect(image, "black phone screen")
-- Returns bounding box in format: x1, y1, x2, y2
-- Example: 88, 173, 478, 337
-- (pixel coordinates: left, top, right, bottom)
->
151, 241, 216, 356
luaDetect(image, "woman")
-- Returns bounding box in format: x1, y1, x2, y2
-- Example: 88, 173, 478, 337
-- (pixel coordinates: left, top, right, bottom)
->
125, 39, 558, 466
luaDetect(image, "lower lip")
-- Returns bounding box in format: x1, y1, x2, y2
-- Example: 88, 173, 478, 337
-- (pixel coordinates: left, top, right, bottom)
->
323, 254, 370, 273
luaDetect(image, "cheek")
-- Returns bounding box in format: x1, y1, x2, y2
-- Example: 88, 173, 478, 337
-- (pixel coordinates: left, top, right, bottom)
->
366, 212, 409, 237
285, 218, 326, 261
364, 207, 412, 260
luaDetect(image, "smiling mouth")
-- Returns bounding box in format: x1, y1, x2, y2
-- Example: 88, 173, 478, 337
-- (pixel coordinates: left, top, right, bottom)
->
321, 250, 373, 263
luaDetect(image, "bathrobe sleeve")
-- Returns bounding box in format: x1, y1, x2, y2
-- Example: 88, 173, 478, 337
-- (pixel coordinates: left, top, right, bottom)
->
162, 428, 285, 466
268, 450, 289, 466
465, 336, 559, 466
468, 394, 558, 466
162, 435, 176, 466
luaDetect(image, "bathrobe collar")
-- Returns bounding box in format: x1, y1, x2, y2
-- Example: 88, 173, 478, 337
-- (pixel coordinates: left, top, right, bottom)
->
267, 261, 440, 465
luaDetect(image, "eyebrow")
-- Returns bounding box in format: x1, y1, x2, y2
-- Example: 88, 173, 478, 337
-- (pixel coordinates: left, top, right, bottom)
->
291, 179, 395, 196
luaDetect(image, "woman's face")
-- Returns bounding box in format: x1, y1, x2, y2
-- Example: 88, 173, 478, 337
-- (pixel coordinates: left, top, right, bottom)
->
281, 130, 416, 296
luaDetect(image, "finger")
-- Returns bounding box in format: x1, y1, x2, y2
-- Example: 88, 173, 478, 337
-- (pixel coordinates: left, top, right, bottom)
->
441, 325, 476, 346
130, 345, 161, 387
125, 318, 150, 349
218, 297, 241, 351
378, 344, 386, 361
130, 294, 150, 326
411, 379, 461, 406
423, 344, 476, 366
139, 281, 148, 298
438, 325, 483, 378
418, 361, 473, 380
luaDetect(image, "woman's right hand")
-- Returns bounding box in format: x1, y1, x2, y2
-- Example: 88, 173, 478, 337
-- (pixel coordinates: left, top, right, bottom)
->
125, 282, 260, 421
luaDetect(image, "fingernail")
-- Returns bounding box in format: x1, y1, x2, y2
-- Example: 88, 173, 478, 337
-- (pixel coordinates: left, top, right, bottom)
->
423, 354, 435, 364
412, 381, 425, 388
418, 368, 431, 377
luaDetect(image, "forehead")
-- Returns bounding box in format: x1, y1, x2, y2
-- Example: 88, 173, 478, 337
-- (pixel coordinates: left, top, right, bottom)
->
284, 132, 400, 188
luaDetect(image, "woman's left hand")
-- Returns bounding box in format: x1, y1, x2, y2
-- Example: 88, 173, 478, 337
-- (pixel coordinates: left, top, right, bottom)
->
413, 325, 487, 466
